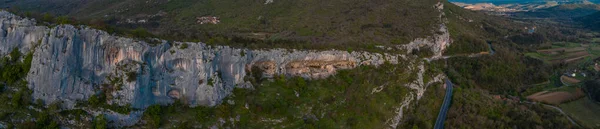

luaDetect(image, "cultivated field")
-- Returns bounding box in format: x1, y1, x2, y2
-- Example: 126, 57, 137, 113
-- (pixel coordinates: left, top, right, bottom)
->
526, 88, 585, 105
527, 42, 600, 65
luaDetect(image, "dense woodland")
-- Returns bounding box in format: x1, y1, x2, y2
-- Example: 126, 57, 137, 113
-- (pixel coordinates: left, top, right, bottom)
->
577, 11, 600, 31
446, 89, 576, 129
584, 80, 600, 103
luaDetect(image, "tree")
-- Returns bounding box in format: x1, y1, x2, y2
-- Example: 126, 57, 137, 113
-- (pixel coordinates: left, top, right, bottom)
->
88, 93, 106, 106
11, 90, 23, 108
9, 48, 21, 62
584, 80, 600, 102
143, 105, 163, 127
42, 13, 54, 23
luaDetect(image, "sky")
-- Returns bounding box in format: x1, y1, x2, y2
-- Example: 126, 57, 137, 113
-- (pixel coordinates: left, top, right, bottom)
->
449, 0, 600, 4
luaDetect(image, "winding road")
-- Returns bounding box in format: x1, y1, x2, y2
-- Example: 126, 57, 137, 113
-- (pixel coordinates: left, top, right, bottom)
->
431, 43, 492, 128
431, 43, 579, 128
429, 42, 495, 61
434, 79, 453, 129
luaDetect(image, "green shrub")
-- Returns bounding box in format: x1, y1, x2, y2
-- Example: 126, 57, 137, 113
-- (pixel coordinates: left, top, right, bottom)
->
93, 115, 107, 129
104, 104, 132, 114
143, 105, 163, 127
11, 90, 23, 108
35, 111, 59, 129
88, 93, 106, 107
9, 48, 21, 62
130, 28, 154, 38
41, 13, 54, 23
207, 78, 214, 86
0, 48, 34, 85
179, 43, 188, 49
55, 16, 71, 25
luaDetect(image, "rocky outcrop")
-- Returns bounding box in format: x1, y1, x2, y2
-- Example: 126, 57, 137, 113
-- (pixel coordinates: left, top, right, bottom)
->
401, 1, 450, 60
0, 11, 416, 109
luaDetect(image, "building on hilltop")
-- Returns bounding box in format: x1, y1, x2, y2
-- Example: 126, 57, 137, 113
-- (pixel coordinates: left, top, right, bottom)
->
197, 16, 220, 24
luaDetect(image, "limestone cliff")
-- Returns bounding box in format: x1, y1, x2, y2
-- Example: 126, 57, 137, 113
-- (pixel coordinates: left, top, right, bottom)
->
0, 5, 450, 126
0, 11, 426, 109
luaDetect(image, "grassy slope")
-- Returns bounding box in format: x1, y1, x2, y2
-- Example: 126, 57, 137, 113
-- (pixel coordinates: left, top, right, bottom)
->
443, 1, 517, 55
8, 0, 442, 51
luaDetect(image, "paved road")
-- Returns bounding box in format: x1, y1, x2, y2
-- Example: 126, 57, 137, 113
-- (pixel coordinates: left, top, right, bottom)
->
430, 42, 491, 128
428, 43, 494, 61
434, 79, 453, 129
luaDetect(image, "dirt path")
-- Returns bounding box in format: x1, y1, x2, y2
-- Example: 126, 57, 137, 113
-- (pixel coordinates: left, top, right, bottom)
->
522, 101, 581, 127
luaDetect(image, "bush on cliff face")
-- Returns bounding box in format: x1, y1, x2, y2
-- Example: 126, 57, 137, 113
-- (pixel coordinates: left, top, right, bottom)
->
142, 105, 163, 127
0, 48, 65, 129
87, 93, 106, 107
0, 48, 34, 85
81, 93, 132, 114
93, 115, 107, 129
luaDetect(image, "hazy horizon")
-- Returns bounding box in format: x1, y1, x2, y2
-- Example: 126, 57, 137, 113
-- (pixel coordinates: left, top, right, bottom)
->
449, 0, 600, 4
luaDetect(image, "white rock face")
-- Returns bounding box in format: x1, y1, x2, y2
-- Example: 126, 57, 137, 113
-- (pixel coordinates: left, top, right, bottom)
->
0, 8, 450, 127
0, 11, 425, 109
0, 11, 46, 56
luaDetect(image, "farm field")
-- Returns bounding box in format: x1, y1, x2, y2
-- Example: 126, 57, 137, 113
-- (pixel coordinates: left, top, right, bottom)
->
589, 38, 600, 43
526, 87, 585, 105
561, 75, 582, 86
526, 42, 600, 65
560, 98, 600, 128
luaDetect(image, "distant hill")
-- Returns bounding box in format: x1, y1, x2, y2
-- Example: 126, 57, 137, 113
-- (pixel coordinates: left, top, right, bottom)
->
450, 0, 600, 4
576, 11, 600, 30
